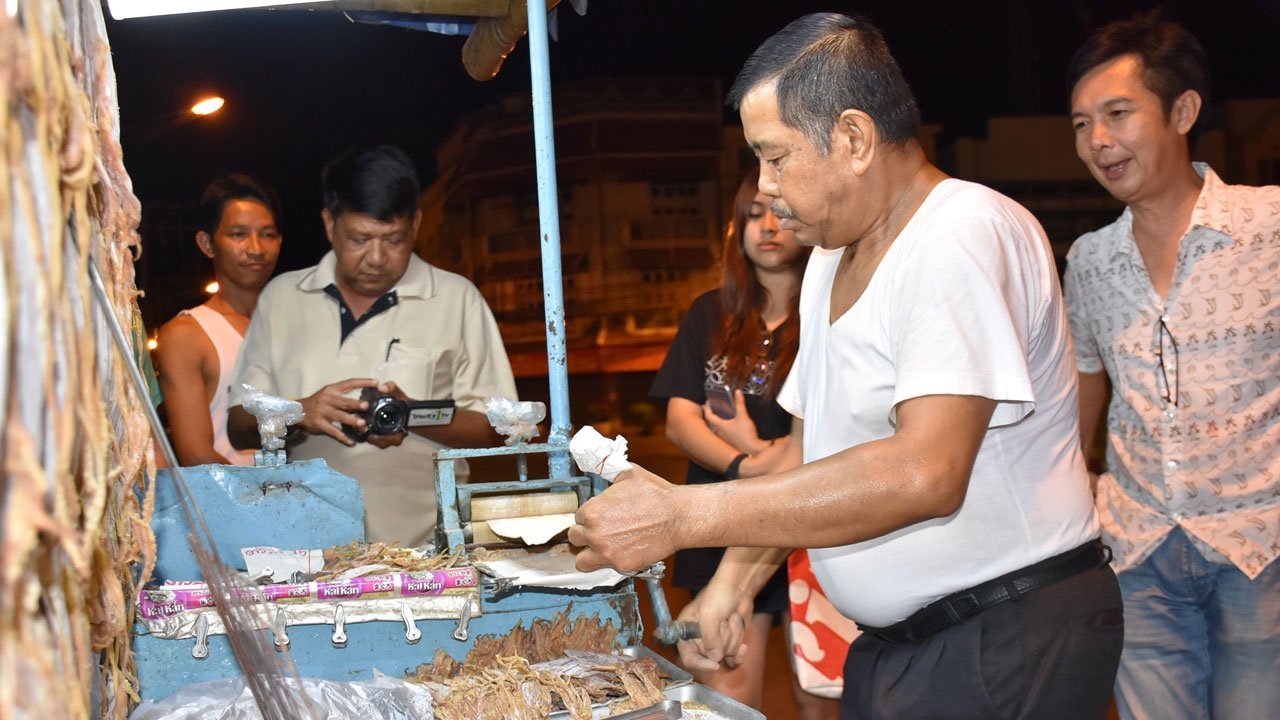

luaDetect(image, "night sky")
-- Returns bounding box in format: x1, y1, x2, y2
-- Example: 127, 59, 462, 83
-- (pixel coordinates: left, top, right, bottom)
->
105, 0, 1280, 307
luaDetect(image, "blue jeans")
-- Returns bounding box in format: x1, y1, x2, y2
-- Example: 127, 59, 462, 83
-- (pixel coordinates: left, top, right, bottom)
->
1115, 528, 1280, 720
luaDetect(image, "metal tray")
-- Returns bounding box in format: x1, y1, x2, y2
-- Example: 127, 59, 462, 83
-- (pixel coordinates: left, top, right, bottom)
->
620, 645, 693, 687
549, 679, 765, 720
661, 683, 766, 720
548, 646, 691, 720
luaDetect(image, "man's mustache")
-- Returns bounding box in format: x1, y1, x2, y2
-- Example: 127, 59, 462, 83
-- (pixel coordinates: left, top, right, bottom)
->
771, 202, 796, 220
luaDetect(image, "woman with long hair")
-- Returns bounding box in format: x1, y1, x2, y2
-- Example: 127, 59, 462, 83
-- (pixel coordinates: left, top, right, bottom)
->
649, 167, 837, 717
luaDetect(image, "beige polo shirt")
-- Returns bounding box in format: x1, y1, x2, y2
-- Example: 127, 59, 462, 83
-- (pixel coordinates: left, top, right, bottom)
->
228, 251, 517, 547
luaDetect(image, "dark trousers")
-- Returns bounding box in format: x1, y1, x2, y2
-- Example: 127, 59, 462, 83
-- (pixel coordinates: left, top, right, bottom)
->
841, 564, 1123, 719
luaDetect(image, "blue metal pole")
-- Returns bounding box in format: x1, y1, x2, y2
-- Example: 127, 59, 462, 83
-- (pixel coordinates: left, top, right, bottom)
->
526, 1, 572, 478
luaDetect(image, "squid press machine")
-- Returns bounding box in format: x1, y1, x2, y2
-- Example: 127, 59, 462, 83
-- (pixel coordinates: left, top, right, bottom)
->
131, 439, 695, 705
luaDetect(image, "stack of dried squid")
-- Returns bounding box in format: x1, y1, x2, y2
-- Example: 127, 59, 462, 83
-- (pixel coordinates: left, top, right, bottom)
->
407, 608, 668, 720
2, 1, 156, 718
313, 540, 467, 581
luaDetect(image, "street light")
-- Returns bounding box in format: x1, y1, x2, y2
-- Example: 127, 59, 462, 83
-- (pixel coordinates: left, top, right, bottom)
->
129, 96, 225, 145
191, 96, 225, 116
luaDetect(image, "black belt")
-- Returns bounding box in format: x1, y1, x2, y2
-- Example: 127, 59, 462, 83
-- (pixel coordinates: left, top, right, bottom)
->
859, 540, 1112, 645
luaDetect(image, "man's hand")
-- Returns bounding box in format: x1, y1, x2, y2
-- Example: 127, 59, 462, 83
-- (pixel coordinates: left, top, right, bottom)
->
365, 381, 409, 449
366, 431, 407, 449
378, 380, 409, 402
675, 579, 754, 673
568, 464, 682, 573
297, 377, 380, 446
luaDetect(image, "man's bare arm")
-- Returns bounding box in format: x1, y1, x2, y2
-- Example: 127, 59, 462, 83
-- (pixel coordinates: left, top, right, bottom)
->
155, 316, 230, 466
227, 405, 260, 450
572, 393, 995, 572
408, 408, 502, 448
1076, 371, 1108, 470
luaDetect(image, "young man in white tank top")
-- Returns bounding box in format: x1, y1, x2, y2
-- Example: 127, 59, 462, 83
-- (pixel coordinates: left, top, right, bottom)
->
156, 175, 283, 466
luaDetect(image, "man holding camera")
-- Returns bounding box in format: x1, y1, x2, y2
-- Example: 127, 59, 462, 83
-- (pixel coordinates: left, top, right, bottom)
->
227, 145, 517, 547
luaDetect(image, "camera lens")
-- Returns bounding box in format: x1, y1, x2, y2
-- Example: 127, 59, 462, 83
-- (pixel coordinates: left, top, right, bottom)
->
370, 400, 406, 435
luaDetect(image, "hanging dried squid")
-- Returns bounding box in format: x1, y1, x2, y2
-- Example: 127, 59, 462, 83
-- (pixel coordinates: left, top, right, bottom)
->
2, 1, 155, 717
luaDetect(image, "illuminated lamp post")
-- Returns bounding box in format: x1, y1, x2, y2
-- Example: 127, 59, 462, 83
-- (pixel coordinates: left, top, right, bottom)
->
130, 94, 226, 145
191, 96, 225, 116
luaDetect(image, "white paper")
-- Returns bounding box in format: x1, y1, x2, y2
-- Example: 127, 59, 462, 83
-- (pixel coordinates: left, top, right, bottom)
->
569, 426, 633, 482
241, 546, 324, 583
479, 552, 629, 591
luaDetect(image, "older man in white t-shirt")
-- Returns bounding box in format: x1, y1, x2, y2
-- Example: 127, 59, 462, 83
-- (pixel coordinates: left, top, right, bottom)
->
570, 14, 1122, 719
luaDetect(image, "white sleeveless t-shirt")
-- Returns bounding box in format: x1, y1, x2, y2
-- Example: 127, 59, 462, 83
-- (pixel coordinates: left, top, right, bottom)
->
181, 304, 256, 466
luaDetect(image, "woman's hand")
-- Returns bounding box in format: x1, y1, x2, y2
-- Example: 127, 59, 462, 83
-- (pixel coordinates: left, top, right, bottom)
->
702, 389, 768, 455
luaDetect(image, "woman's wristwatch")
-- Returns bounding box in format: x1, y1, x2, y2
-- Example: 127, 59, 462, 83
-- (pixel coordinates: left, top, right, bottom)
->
724, 452, 749, 479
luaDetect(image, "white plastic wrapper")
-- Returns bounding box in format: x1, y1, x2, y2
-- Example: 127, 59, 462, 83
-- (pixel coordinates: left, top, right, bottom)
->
241, 384, 304, 451
129, 675, 434, 720
569, 426, 633, 482
486, 397, 547, 445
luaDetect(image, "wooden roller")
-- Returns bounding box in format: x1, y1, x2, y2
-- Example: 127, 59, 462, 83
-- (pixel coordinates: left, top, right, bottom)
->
467, 491, 579, 545
470, 491, 578, 522
469, 522, 503, 545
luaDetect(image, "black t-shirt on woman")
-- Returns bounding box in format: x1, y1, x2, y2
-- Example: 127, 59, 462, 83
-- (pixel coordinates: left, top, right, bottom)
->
650, 289, 792, 611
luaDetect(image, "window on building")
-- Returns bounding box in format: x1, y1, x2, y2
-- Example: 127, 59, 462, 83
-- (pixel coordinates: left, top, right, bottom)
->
650, 182, 702, 217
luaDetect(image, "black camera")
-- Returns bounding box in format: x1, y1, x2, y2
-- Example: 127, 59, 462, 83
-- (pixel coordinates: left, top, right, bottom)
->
342, 387, 455, 442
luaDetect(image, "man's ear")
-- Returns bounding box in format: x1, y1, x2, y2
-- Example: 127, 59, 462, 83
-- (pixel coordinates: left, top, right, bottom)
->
1171, 89, 1202, 136
835, 109, 877, 176
321, 208, 336, 246
196, 231, 215, 259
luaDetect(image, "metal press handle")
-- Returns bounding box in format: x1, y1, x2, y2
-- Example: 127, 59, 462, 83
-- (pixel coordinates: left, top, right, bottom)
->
401, 604, 422, 644
452, 601, 473, 642
642, 561, 701, 645
657, 620, 701, 644
331, 605, 347, 648
273, 608, 291, 651
191, 614, 210, 660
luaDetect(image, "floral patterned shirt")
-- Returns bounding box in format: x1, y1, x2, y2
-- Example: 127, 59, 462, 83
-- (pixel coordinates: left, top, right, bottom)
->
1064, 164, 1280, 578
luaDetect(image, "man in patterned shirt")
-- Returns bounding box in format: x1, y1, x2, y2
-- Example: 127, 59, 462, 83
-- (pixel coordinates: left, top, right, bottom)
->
1064, 13, 1280, 720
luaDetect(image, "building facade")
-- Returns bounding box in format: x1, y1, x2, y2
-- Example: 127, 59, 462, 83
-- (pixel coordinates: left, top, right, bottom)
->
417, 78, 750, 378
418, 80, 1280, 384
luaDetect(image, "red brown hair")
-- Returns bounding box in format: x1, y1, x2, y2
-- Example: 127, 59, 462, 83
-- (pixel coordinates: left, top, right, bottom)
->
714, 166, 807, 396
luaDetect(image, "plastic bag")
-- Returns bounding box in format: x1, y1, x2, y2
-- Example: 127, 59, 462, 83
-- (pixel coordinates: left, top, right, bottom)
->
485, 397, 546, 445
241, 384, 304, 455
129, 674, 434, 720
568, 425, 632, 482
787, 549, 860, 699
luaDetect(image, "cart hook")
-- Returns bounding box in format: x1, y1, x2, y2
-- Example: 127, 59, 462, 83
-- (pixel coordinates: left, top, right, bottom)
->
331, 605, 347, 648
452, 600, 473, 642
